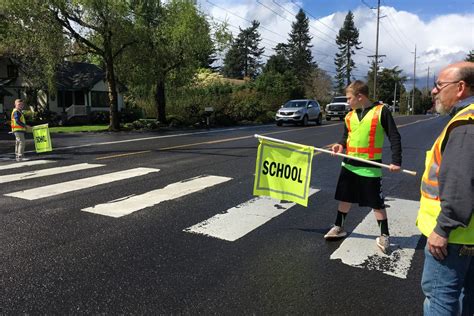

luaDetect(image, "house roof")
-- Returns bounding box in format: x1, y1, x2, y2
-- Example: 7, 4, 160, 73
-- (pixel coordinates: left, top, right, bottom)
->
0, 78, 14, 96
56, 62, 105, 91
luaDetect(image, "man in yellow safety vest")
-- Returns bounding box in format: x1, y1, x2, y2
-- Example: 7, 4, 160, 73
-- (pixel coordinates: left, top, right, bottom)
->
418, 61, 473, 315
324, 80, 401, 254
11, 99, 30, 161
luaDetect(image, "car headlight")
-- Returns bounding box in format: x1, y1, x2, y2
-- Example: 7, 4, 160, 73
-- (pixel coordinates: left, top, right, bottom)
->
294, 110, 301, 115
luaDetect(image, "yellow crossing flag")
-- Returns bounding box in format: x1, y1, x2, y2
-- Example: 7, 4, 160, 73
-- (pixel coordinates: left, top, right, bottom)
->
32, 124, 52, 153
253, 138, 313, 207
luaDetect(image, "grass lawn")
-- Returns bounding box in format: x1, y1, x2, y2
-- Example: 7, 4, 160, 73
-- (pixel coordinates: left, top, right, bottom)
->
49, 125, 109, 133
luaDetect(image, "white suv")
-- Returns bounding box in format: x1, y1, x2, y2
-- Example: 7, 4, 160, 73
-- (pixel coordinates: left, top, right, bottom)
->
325, 96, 350, 121
275, 99, 323, 126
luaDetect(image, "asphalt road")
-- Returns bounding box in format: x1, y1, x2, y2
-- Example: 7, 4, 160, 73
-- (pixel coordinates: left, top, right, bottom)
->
1, 114, 449, 314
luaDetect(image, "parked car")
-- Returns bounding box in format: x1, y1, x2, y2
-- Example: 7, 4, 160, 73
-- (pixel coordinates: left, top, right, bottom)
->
275, 99, 323, 126
325, 96, 350, 121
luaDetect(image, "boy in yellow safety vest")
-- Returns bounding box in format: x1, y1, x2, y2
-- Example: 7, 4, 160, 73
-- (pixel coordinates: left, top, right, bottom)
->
324, 80, 402, 254
11, 99, 30, 162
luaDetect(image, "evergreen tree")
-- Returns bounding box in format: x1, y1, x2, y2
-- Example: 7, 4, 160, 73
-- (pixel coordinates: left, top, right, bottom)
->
264, 43, 290, 74
287, 9, 316, 87
465, 50, 474, 62
366, 65, 406, 104
334, 11, 362, 93
222, 21, 264, 79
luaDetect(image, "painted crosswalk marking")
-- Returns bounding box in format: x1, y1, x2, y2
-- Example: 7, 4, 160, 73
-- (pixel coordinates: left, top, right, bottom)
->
330, 197, 421, 279
0, 163, 104, 184
5, 168, 160, 200
82, 175, 232, 218
0, 160, 55, 171
184, 188, 320, 241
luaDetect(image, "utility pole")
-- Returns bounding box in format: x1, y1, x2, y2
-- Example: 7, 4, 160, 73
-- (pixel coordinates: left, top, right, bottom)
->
426, 66, 430, 91
366, 0, 385, 100
411, 45, 417, 115
406, 92, 410, 115
392, 82, 397, 113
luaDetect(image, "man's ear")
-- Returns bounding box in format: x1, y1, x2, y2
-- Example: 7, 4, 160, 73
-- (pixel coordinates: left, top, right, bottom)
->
457, 81, 469, 98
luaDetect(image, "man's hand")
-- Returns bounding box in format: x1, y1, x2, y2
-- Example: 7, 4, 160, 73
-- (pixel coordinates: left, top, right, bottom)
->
427, 231, 448, 260
388, 164, 401, 172
331, 144, 343, 156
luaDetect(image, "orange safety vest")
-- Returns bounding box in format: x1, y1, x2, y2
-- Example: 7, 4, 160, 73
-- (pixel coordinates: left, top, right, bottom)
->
343, 104, 385, 177
11, 108, 26, 132
417, 104, 474, 244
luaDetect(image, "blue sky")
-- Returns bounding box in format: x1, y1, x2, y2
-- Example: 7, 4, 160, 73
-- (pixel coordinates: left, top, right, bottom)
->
200, 0, 473, 87
302, 0, 473, 21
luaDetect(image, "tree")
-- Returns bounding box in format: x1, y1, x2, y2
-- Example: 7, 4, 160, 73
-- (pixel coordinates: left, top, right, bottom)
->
263, 43, 291, 74
374, 66, 407, 105
222, 20, 264, 79
465, 50, 474, 62
47, 1, 136, 131
287, 9, 316, 87
122, 0, 213, 124
306, 69, 333, 106
334, 11, 362, 93
1, 1, 66, 107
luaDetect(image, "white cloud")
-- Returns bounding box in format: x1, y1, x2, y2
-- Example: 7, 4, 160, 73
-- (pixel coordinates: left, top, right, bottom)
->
201, 0, 473, 83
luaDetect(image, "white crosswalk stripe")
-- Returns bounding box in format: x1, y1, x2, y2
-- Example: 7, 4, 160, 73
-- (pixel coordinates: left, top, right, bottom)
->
330, 197, 421, 279
184, 188, 320, 241
0, 160, 56, 171
82, 175, 232, 218
5, 167, 160, 200
0, 163, 104, 184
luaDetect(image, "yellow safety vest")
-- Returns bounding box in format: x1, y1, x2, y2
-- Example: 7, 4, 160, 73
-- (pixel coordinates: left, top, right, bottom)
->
343, 104, 385, 177
11, 108, 26, 132
416, 104, 474, 244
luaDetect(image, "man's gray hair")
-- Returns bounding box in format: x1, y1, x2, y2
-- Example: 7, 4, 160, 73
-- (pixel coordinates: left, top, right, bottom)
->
458, 63, 474, 92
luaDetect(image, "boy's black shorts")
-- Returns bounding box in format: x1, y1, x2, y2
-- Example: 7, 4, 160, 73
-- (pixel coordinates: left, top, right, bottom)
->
334, 166, 385, 209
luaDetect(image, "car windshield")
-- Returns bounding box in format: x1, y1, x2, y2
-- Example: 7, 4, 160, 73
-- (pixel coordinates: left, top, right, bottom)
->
284, 101, 307, 108
332, 97, 347, 103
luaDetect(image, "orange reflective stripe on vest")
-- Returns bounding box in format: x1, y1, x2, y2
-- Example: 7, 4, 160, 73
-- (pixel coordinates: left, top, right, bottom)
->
417, 104, 474, 244
346, 105, 384, 160
11, 109, 26, 132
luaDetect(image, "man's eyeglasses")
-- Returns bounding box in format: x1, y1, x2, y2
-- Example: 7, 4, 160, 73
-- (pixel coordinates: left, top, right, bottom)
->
433, 80, 461, 91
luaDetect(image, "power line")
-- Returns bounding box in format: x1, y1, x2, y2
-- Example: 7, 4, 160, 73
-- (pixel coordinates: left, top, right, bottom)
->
271, 0, 339, 45
289, 0, 339, 34
381, 0, 416, 47
255, 0, 342, 51
206, 0, 287, 41
379, 8, 412, 51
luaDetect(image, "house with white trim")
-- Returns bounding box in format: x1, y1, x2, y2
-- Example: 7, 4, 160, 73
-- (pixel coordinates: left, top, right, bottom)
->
0, 57, 124, 119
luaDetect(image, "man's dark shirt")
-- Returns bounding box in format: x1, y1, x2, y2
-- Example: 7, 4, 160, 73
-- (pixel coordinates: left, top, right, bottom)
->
435, 96, 474, 238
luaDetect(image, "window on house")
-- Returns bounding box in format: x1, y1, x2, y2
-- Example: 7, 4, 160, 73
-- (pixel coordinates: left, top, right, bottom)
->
7, 65, 18, 78
74, 91, 85, 105
91, 91, 109, 108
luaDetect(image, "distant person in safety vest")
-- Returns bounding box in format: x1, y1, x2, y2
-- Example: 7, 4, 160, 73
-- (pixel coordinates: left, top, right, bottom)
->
418, 61, 474, 316
324, 80, 402, 254
10, 99, 30, 162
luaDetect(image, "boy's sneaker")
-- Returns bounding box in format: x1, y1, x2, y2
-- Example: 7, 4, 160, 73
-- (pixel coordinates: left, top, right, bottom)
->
376, 234, 390, 253
324, 225, 347, 240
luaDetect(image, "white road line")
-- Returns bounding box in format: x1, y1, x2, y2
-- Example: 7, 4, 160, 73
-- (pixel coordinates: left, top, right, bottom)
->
184, 188, 320, 241
0, 160, 55, 171
0, 163, 104, 184
5, 167, 160, 200
330, 197, 421, 279
82, 175, 232, 218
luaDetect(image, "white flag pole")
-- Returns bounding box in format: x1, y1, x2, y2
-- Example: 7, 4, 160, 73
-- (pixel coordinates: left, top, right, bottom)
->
254, 134, 417, 176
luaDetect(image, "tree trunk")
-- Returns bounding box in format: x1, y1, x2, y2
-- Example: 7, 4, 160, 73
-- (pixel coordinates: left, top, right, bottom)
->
155, 79, 167, 124
105, 51, 120, 131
